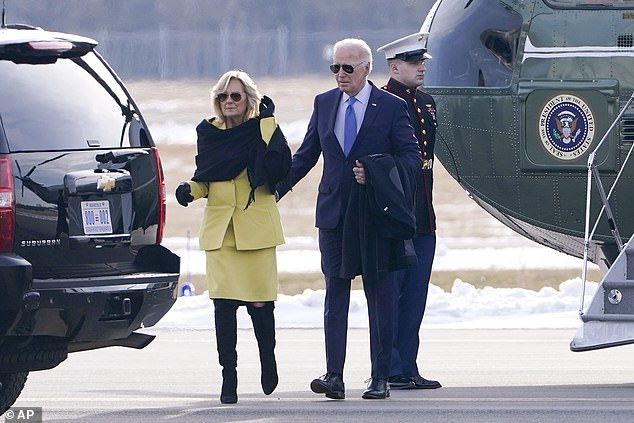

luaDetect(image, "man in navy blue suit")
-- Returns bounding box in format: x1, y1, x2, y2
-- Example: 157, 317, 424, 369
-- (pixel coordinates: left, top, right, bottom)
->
276, 38, 421, 400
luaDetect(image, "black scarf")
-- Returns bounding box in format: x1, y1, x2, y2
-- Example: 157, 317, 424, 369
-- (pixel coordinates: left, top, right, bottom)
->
191, 117, 290, 208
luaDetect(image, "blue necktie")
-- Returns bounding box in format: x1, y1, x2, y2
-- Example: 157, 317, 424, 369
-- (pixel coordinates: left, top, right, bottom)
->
343, 97, 357, 156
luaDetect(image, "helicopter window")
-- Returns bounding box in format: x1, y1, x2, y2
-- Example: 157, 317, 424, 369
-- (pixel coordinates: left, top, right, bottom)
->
424, 0, 522, 88
546, 0, 634, 8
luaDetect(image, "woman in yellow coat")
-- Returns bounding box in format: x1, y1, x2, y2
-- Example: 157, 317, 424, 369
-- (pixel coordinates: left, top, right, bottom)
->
175, 70, 290, 404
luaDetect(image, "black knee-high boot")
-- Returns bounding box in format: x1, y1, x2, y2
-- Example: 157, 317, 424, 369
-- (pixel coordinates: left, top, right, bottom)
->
214, 299, 239, 404
247, 301, 278, 395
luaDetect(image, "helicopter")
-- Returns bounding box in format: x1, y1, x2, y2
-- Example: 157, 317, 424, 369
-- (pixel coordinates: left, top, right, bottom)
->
420, 0, 634, 351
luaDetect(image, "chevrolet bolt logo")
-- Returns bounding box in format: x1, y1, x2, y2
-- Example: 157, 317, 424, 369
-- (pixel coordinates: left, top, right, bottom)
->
97, 175, 116, 192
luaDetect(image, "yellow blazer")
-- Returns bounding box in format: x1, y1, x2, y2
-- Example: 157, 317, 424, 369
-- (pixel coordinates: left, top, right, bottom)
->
188, 169, 284, 251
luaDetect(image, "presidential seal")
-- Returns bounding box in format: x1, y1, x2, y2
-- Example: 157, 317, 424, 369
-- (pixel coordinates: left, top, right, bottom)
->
538, 94, 595, 160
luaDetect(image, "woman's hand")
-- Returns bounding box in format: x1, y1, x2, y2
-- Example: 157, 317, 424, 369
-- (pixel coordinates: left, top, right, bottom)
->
259, 95, 275, 118
175, 182, 194, 206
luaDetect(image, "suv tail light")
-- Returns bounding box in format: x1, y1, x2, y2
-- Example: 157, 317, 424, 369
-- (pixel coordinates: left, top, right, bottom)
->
151, 147, 166, 244
0, 157, 15, 252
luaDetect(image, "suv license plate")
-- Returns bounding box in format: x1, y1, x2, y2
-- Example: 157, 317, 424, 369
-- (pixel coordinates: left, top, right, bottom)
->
81, 200, 113, 235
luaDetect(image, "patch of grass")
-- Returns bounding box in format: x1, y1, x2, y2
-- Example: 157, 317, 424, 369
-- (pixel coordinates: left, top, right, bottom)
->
176, 268, 603, 297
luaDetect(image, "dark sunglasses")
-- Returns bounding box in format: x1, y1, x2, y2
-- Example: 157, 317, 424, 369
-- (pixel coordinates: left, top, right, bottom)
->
217, 92, 243, 102
329, 62, 364, 74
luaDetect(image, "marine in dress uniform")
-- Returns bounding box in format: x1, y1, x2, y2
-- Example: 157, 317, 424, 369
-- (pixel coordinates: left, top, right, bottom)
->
377, 32, 442, 390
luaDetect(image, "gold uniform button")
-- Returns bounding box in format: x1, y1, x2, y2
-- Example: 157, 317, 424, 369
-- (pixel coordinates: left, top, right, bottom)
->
417, 108, 422, 113
423, 130, 427, 135
423, 141, 427, 146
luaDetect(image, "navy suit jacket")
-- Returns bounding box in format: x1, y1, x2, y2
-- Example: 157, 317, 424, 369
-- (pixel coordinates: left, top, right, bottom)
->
278, 81, 422, 229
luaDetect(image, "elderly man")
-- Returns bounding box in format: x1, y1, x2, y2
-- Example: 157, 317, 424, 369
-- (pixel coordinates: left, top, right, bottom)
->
276, 38, 421, 399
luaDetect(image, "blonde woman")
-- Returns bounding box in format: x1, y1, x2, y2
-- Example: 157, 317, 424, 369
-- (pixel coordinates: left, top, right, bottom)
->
175, 70, 291, 404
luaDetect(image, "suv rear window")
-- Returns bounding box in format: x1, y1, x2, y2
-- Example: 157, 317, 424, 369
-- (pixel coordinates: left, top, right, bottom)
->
0, 52, 135, 151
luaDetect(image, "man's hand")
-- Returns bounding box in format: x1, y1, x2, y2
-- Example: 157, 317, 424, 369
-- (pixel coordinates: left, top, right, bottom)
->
353, 160, 366, 185
259, 95, 275, 118
175, 182, 194, 206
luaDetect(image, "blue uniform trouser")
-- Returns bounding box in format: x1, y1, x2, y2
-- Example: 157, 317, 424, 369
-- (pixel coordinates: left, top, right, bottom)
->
390, 233, 436, 377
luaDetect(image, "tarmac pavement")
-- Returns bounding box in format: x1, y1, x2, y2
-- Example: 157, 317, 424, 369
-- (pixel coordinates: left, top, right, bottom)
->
8, 328, 634, 422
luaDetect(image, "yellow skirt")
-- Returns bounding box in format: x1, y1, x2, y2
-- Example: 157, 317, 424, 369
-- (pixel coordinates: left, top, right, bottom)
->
206, 221, 278, 302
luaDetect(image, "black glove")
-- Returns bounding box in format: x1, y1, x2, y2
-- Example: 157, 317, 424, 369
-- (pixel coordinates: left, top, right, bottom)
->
175, 182, 193, 207
259, 95, 275, 118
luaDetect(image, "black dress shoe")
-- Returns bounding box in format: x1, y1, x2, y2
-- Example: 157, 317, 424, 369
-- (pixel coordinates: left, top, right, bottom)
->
310, 373, 345, 399
388, 375, 414, 390
362, 378, 390, 399
411, 374, 442, 389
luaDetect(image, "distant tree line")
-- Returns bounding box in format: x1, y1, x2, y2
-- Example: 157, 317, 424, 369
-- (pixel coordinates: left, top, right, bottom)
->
6, 0, 435, 79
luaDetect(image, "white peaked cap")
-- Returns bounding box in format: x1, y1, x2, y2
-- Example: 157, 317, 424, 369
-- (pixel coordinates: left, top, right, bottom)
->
377, 32, 432, 61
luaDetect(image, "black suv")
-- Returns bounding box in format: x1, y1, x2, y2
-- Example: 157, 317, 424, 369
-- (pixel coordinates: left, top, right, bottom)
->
0, 23, 180, 412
